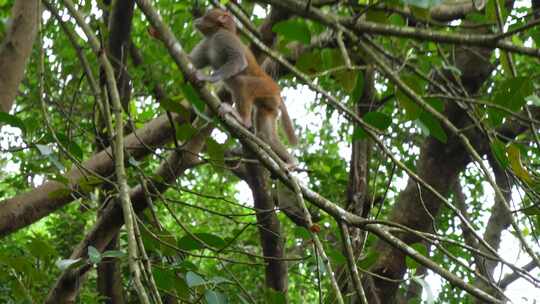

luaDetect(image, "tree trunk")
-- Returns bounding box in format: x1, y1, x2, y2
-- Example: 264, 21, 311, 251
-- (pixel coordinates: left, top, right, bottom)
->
0, 0, 40, 112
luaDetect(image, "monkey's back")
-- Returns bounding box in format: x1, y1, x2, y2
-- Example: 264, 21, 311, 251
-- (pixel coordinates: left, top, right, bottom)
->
240, 42, 281, 92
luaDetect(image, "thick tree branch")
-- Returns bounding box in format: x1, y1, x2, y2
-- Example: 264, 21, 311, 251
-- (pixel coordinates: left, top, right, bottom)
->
0, 112, 189, 237
244, 160, 288, 292
0, 0, 40, 112
260, 0, 540, 59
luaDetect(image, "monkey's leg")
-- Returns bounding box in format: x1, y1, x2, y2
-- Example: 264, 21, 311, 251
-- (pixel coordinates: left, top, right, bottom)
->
256, 107, 298, 170
232, 75, 282, 129
235, 96, 255, 129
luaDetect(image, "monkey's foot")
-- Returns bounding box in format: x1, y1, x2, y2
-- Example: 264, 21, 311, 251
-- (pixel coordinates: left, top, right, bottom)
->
218, 103, 240, 120
241, 118, 253, 129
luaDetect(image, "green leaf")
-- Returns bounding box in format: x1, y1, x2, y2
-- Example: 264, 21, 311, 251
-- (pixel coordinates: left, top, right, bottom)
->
295, 50, 322, 75
56, 133, 84, 160
157, 232, 178, 257
396, 74, 424, 120
418, 112, 447, 143
186, 271, 206, 287
102, 250, 125, 259
352, 126, 368, 141
79, 175, 103, 193
326, 247, 346, 265
486, 0, 497, 19
128, 157, 140, 167
177, 234, 204, 251
466, 12, 488, 23
401, 0, 443, 9
0, 112, 26, 133
264, 288, 287, 304
178, 233, 227, 251
388, 13, 405, 26
366, 10, 387, 23
526, 94, 540, 106
358, 251, 379, 269
272, 19, 311, 45
321, 48, 334, 70
410, 6, 430, 20
181, 84, 205, 112
87, 246, 102, 264
490, 77, 533, 125
363, 112, 392, 131
209, 276, 232, 285
174, 275, 190, 298
141, 227, 160, 252
205, 290, 227, 304
426, 97, 444, 113
206, 138, 225, 167
334, 70, 358, 93
176, 123, 197, 141
490, 139, 509, 168
500, 52, 512, 77
160, 98, 186, 114
507, 144, 533, 184
36, 144, 53, 156
55, 258, 83, 271
293, 226, 311, 239
530, 27, 540, 47
500, 77, 533, 111
197, 233, 227, 249
36, 143, 65, 171
522, 207, 540, 216
405, 243, 428, 270
153, 268, 176, 291
27, 237, 56, 259
351, 72, 365, 102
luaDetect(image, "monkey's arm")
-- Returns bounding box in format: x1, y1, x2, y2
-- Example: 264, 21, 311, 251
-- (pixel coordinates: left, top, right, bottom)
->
205, 31, 247, 82
189, 39, 210, 68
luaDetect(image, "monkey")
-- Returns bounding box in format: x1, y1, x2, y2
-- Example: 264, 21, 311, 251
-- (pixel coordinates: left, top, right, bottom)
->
188, 8, 298, 168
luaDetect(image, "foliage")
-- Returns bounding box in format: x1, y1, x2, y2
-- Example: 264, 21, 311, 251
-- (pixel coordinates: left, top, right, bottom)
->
0, 0, 539, 303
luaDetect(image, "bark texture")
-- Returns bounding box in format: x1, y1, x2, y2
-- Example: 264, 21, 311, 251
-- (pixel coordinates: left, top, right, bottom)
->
245, 161, 288, 292
95, 1, 135, 301
0, 0, 40, 112
338, 66, 375, 301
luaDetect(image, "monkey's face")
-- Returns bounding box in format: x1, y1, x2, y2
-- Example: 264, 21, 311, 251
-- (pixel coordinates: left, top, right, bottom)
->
194, 9, 235, 35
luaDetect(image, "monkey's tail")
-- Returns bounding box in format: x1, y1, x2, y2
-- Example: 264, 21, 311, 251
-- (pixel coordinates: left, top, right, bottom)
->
279, 98, 298, 146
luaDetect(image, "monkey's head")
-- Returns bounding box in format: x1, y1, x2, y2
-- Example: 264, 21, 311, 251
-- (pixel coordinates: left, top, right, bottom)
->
193, 9, 236, 35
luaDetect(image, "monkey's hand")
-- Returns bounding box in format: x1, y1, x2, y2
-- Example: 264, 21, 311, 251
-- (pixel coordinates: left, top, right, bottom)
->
194, 70, 210, 82
195, 70, 221, 83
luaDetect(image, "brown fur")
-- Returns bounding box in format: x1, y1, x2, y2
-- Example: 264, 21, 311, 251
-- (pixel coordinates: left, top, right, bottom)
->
191, 9, 298, 166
